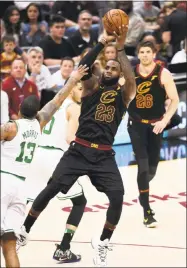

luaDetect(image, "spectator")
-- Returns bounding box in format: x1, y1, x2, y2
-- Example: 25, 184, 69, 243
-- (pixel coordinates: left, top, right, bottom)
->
171, 37, 187, 64
20, 3, 48, 47
2, 58, 39, 120
51, 57, 75, 90
1, 89, 9, 124
68, 10, 98, 56
116, 1, 145, 56
26, 47, 55, 95
135, 1, 160, 31
3, 5, 21, 45
98, 44, 118, 71
131, 34, 168, 67
39, 15, 76, 66
0, 35, 21, 80
162, 2, 187, 56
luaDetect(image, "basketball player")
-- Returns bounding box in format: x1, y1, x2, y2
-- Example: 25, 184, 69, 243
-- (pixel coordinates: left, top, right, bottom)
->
21, 26, 136, 266
18, 82, 86, 263
127, 41, 179, 227
0, 65, 88, 268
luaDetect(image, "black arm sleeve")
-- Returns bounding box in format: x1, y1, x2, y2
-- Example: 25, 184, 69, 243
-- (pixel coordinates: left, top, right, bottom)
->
78, 42, 104, 80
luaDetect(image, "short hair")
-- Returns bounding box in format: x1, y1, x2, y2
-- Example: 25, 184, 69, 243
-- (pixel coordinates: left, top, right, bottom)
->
106, 59, 122, 71
27, 46, 43, 55
20, 95, 40, 119
2, 35, 16, 44
49, 15, 65, 27
137, 41, 157, 53
11, 58, 26, 68
61, 57, 75, 66
78, 10, 92, 18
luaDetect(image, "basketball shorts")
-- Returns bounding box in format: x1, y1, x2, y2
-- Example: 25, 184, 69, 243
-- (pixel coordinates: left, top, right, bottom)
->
26, 147, 83, 202
1, 172, 26, 238
51, 141, 124, 195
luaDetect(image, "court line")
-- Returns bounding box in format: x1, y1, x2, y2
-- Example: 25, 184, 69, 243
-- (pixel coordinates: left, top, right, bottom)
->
30, 239, 186, 250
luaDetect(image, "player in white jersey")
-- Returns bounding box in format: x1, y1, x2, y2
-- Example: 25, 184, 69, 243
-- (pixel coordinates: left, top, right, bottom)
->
0, 65, 88, 268
20, 82, 87, 263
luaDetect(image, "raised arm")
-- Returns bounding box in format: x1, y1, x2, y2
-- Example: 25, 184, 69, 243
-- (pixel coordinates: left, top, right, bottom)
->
114, 25, 136, 107
78, 33, 115, 96
37, 65, 88, 130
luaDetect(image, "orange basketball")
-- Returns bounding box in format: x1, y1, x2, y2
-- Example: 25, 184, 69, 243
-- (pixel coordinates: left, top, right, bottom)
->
102, 9, 129, 35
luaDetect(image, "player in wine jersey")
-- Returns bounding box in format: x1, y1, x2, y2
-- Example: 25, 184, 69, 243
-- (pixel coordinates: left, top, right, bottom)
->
128, 41, 179, 227
18, 82, 86, 263
0, 65, 88, 268
22, 26, 136, 266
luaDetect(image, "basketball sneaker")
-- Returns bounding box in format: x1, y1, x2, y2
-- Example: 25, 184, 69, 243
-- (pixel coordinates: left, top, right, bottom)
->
53, 244, 81, 263
144, 209, 157, 228
91, 237, 112, 267
16, 226, 29, 251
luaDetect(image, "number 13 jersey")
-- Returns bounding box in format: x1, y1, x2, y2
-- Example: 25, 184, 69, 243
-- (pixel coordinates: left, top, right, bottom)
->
1, 118, 41, 179
128, 64, 166, 120
76, 83, 127, 146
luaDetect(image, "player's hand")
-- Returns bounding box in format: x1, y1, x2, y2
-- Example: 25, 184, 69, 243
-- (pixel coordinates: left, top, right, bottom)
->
99, 29, 116, 45
71, 65, 89, 81
113, 25, 128, 50
151, 118, 168, 134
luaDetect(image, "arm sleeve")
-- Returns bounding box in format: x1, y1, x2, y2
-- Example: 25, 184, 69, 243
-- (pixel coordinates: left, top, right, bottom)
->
78, 42, 104, 80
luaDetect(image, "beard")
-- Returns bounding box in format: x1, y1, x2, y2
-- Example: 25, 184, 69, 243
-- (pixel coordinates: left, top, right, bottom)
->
101, 74, 119, 86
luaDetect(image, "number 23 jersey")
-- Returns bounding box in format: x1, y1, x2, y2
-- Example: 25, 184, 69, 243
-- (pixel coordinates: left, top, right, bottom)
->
1, 118, 41, 179
76, 83, 127, 145
128, 63, 166, 120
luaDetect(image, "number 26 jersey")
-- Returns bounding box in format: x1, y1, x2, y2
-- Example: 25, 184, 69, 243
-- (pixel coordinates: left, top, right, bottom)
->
128, 63, 166, 120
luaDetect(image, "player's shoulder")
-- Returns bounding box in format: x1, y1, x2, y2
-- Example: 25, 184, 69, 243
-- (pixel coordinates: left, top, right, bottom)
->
66, 102, 80, 117
161, 67, 172, 78
1, 121, 17, 135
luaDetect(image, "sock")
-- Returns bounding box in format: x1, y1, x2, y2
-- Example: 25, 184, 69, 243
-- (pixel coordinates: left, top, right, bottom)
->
60, 229, 75, 251
24, 213, 38, 233
139, 191, 150, 216
100, 223, 116, 241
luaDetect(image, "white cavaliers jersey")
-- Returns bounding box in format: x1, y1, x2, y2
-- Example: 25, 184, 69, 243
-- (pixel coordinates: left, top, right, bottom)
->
1, 119, 41, 179
39, 98, 74, 151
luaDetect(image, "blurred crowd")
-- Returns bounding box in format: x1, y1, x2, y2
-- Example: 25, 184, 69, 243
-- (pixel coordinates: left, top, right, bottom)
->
0, 1, 187, 125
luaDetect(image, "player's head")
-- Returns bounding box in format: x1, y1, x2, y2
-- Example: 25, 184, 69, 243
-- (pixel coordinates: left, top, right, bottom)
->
19, 95, 40, 119
71, 82, 83, 103
2, 35, 16, 53
137, 41, 157, 66
102, 59, 122, 86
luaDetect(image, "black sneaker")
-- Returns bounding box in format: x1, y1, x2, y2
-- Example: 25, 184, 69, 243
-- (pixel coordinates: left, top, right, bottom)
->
138, 196, 155, 216
53, 244, 81, 263
144, 210, 157, 228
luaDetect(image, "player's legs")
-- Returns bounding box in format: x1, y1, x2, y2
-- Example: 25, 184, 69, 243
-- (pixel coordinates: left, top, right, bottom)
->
89, 151, 124, 266
147, 129, 163, 182
1, 173, 26, 267
53, 193, 87, 263
1, 233, 20, 268
128, 121, 157, 227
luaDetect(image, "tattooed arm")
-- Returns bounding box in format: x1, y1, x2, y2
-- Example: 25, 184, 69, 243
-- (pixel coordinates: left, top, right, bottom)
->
37, 65, 88, 130
0, 122, 17, 141
114, 25, 136, 107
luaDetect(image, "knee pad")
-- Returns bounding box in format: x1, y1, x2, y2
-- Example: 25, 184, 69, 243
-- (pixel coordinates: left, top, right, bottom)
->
71, 193, 87, 207
106, 191, 123, 209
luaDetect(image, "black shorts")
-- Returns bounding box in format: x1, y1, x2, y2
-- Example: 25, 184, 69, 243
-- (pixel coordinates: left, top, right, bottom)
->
51, 141, 124, 195
127, 119, 163, 167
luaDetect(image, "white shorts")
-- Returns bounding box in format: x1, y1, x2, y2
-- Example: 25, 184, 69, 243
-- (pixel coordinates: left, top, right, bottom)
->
26, 147, 83, 202
1, 172, 26, 238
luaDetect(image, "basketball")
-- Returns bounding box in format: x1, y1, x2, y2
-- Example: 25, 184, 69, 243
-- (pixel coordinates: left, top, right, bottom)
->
102, 9, 129, 35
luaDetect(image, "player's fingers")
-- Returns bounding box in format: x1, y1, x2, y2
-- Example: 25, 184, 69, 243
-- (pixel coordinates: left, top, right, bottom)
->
113, 31, 119, 38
